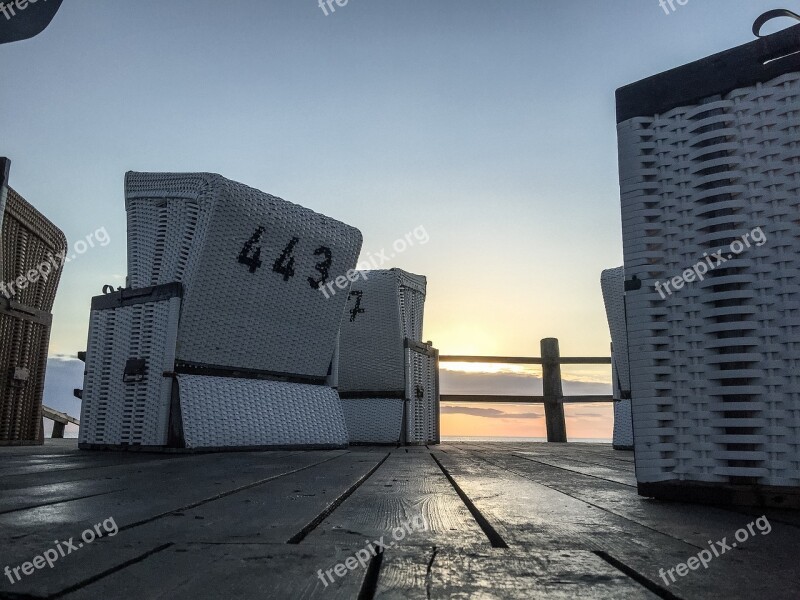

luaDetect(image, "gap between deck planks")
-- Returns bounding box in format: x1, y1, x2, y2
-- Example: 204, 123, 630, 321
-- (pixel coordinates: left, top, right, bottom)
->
436, 443, 800, 599
1, 442, 798, 599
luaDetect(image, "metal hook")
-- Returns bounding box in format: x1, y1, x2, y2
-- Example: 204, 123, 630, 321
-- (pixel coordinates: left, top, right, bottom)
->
753, 9, 800, 38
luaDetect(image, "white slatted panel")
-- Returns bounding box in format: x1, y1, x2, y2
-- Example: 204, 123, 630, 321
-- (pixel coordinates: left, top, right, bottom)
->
80, 297, 180, 447
601, 266, 635, 450
619, 72, 800, 488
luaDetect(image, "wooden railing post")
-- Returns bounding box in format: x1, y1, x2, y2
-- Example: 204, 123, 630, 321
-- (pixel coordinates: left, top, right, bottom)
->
51, 421, 65, 438
541, 338, 567, 442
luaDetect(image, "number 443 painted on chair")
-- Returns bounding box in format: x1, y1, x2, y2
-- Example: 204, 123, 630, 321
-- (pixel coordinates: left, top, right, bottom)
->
236, 227, 366, 301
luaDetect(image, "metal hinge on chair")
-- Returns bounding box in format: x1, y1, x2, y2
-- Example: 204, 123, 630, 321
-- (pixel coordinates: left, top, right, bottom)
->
624, 276, 642, 291
8, 366, 29, 389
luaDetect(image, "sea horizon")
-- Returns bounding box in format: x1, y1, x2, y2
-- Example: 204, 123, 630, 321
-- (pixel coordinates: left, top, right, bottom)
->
442, 436, 612, 443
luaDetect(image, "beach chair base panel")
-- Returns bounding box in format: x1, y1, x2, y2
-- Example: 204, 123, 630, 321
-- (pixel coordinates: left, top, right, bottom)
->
79, 289, 179, 447
79, 284, 348, 450
177, 375, 348, 449
341, 398, 404, 444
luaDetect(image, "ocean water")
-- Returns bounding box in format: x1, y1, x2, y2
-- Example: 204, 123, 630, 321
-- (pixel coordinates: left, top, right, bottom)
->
442, 436, 612, 443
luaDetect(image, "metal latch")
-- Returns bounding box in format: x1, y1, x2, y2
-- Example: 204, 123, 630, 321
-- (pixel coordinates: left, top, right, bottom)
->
624, 276, 642, 291
123, 358, 147, 383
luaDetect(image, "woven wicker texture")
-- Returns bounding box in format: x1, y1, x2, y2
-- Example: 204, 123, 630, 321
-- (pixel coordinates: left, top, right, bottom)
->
79, 295, 180, 446
0, 182, 7, 283
177, 375, 348, 448
0, 312, 50, 442
340, 398, 404, 444
125, 172, 363, 379
0, 189, 66, 443
600, 267, 631, 395
337, 269, 437, 444
613, 400, 634, 451
338, 269, 427, 393
2, 189, 66, 312
600, 267, 634, 450
405, 346, 439, 445
618, 72, 800, 487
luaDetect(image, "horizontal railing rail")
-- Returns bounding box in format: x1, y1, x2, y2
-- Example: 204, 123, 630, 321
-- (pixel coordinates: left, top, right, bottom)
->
42, 405, 79, 439
438, 338, 613, 442
440, 394, 613, 404
41, 338, 609, 443
440, 356, 611, 365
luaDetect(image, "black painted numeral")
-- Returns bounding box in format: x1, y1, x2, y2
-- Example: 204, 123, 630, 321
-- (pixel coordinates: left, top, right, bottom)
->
238, 227, 265, 273
272, 237, 299, 281
238, 231, 338, 289
348, 290, 365, 322
308, 246, 333, 289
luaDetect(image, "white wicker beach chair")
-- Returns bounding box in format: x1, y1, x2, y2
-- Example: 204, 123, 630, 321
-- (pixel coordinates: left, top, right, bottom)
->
616, 20, 800, 506
80, 172, 362, 450
600, 267, 634, 451
337, 269, 439, 445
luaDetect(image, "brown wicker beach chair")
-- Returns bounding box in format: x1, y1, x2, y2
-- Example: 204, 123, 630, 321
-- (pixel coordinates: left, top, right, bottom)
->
0, 158, 67, 444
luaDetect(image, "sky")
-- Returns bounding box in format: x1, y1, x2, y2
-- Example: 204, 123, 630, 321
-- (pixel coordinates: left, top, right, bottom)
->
2, 0, 791, 439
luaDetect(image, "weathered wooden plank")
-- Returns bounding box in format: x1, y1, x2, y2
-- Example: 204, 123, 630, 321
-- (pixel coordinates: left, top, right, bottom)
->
511, 451, 638, 487
0, 451, 350, 546
435, 447, 676, 552
517, 447, 636, 472
122, 450, 390, 545
377, 548, 660, 599
0, 453, 302, 513
0, 451, 388, 598
437, 446, 800, 599
0, 449, 186, 480
59, 543, 368, 600
303, 450, 487, 549
2, 440, 798, 599
558, 444, 636, 464
0, 536, 171, 598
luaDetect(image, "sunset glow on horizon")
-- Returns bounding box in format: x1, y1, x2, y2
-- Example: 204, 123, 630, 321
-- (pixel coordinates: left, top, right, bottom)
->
7, 0, 773, 440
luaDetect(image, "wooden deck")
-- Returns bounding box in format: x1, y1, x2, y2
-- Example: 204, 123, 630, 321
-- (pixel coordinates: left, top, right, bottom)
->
1, 441, 798, 599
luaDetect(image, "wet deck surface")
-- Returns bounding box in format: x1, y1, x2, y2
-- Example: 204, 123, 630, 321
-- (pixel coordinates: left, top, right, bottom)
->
1, 441, 798, 599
